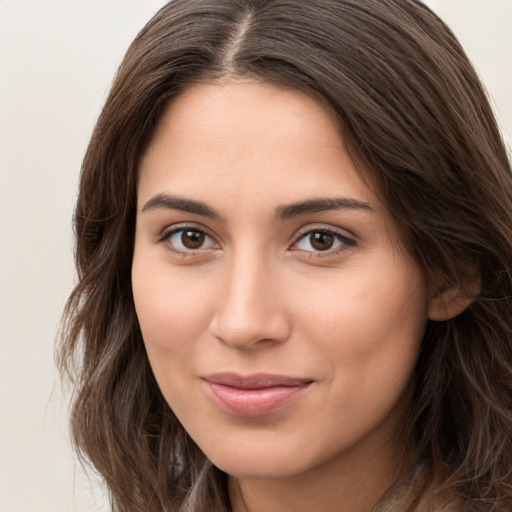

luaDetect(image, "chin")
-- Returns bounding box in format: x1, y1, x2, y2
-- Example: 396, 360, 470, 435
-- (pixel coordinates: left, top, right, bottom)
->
201, 437, 319, 479
213, 455, 310, 479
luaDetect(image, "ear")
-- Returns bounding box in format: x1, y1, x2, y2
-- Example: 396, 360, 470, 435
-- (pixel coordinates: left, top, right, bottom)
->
428, 272, 481, 321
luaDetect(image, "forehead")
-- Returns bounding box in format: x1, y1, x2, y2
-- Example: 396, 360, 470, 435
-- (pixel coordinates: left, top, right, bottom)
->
138, 79, 377, 209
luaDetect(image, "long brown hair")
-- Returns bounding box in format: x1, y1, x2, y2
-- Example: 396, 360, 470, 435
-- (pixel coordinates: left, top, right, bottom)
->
59, 1, 512, 510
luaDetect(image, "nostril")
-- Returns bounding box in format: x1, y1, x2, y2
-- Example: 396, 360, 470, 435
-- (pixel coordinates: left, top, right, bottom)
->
209, 310, 291, 350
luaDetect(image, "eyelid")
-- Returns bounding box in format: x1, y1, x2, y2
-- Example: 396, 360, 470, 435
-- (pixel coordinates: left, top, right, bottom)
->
158, 223, 220, 253
158, 220, 214, 238
155, 222, 355, 257
290, 224, 356, 254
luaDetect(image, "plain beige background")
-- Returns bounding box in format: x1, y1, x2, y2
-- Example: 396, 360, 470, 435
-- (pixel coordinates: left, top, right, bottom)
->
0, 1, 510, 511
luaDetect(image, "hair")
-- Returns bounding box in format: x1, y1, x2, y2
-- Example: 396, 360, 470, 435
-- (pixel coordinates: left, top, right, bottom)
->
58, 1, 512, 511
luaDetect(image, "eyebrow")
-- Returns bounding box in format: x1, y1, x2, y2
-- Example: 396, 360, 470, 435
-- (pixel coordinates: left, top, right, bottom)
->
142, 194, 221, 219
141, 193, 372, 220
275, 197, 372, 220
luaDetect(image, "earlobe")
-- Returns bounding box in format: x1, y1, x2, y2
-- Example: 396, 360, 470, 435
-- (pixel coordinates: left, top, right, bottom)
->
427, 273, 481, 321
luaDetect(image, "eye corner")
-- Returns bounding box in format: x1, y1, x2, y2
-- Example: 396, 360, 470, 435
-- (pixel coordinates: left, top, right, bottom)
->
157, 223, 220, 257
289, 225, 357, 257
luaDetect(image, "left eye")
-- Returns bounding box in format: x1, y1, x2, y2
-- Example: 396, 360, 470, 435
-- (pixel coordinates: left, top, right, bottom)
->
166, 228, 217, 251
294, 230, 349, 252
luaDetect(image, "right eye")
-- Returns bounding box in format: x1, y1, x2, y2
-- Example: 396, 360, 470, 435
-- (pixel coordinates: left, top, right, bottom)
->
162, 227, 218, 253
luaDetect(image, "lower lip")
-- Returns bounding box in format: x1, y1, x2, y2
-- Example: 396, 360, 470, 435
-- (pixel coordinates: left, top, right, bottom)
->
204, 381, 311, 417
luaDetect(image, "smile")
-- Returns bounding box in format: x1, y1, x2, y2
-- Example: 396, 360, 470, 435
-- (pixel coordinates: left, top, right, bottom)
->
202, 373, 314, 417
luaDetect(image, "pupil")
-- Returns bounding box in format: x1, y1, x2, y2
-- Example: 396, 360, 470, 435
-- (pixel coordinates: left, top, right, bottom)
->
182, 230, 204, 249
311, 232, 334, 251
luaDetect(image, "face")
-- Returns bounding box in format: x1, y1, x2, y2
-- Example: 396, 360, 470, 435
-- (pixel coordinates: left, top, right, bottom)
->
132, 80, 431, 481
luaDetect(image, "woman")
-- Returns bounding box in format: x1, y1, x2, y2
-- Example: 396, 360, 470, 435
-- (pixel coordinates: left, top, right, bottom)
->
59, 0, 512, 510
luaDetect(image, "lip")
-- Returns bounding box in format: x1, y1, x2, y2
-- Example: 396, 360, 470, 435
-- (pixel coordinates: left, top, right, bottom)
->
202, 373, 314, 417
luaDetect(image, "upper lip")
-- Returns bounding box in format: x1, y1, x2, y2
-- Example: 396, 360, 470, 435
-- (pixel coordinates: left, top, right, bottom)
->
202, 372, 314, 390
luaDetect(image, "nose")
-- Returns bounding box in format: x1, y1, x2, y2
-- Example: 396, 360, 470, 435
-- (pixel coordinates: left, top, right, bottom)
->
209, 253, 291, 350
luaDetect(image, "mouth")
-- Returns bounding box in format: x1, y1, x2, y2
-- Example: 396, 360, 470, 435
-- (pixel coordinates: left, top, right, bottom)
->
201, 372, 314, 417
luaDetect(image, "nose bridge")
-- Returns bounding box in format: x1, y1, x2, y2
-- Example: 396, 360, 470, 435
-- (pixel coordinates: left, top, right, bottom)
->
209, 244, 289, 349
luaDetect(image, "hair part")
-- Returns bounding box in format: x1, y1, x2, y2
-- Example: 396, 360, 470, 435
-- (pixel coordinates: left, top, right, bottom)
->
59, 1, 512, 510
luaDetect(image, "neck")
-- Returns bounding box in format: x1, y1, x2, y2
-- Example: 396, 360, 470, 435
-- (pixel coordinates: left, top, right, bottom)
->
229, 436, 409, 512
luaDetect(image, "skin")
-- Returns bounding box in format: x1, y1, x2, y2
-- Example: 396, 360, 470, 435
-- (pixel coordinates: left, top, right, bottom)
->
132, 79, 442, 512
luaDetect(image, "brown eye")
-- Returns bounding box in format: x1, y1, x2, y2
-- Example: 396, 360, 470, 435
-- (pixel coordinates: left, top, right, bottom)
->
310, 232, 334, 251
181, 230, 205, 249
294, 229, 353, 254
165, 228, 217, 252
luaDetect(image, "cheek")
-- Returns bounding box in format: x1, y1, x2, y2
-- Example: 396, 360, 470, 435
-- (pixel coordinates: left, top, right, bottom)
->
307, 254, 426, 335
131, 251, 213, 366
290, 262, 427, 446
132, 264, 213, 423
293, 256, 428, 390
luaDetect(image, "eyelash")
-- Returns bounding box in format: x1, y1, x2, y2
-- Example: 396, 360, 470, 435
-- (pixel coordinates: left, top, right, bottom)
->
159, 224, 218, 256
291, 227, 356, 256
158, 224, 356, 257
